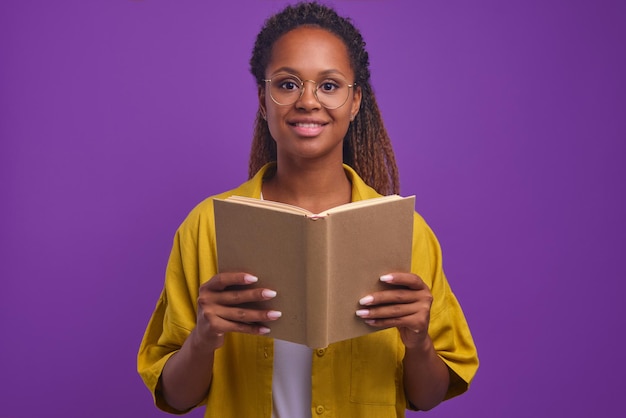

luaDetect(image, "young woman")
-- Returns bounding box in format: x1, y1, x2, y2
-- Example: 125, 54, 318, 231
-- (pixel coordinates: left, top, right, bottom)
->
138, 3, 478, 417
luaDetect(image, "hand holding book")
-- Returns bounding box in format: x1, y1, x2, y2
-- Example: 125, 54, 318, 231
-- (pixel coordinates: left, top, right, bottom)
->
355, 272, 434, 350
193, 272, 282, 350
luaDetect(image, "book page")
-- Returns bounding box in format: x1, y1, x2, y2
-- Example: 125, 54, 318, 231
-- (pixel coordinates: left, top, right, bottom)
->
224, 196, 314, 216
324, 194, 409, 215
224, 194, 413, 218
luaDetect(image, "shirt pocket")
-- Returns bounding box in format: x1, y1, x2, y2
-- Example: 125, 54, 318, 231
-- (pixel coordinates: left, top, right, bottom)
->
349, 330, 400, 405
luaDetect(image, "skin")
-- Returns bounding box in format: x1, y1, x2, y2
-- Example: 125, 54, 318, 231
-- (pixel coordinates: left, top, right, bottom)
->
161, 26, 449, 412
260, 26, 361, 212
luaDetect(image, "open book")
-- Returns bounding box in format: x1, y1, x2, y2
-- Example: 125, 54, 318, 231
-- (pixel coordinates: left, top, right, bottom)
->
214, 194, 415, 348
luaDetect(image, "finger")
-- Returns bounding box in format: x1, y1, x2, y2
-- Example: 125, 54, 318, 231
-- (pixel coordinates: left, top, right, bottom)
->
359, 288, 429, 306
363, 314, 425, 331
203, 314, 274, 336
217, 306, 282, 324
213, 287, 277, 306
356, 302, 423, 320
204, 272, 259, 291
380, 273, 428, 290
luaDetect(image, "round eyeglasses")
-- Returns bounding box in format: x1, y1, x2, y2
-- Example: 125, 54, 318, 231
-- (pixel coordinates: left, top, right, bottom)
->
263, 73, 356, 110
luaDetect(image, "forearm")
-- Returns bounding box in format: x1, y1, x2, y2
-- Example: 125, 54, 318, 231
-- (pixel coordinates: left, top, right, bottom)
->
403, 336, 450, 411
161, 328, 218, 412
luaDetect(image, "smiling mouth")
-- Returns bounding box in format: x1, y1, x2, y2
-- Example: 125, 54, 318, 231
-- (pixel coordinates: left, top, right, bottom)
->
291, 122, 326, 128
289, 121, 327, 137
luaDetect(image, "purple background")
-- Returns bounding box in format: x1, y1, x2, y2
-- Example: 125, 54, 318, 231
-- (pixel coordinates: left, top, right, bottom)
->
1, 1, 624, 417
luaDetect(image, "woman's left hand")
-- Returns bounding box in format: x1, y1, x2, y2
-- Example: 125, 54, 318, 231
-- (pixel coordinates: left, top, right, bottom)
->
356, 273, 433, 349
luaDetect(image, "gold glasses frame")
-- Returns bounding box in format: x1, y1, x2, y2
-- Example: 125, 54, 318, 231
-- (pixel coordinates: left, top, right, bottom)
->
263, 73, 357, 110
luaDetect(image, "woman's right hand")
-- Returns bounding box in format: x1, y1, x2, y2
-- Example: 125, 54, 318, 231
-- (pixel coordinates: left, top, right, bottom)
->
192, 272, 281, 351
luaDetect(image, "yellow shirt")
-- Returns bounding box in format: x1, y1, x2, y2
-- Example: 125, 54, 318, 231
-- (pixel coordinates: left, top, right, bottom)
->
138, 164, 479, 418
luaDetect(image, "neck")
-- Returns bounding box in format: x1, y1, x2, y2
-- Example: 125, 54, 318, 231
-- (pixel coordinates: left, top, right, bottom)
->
262, 159, 351, 213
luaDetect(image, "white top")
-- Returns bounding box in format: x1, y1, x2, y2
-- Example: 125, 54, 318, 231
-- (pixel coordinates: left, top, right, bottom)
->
271, 339, 313, 418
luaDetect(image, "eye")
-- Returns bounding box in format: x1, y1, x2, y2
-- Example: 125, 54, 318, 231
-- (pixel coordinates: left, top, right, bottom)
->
275, 76, 301, 92
319, 80, 341, 93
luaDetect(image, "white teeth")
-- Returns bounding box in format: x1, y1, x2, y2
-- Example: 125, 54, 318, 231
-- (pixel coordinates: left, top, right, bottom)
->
295, 123, 321, 128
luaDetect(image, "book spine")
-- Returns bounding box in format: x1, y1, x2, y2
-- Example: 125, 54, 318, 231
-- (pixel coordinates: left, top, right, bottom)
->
304, 217, 330, 348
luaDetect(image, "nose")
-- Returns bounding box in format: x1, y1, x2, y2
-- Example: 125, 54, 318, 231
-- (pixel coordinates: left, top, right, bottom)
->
296, 79, 321, 110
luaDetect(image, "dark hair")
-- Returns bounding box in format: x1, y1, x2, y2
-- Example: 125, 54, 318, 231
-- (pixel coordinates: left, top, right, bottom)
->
248, 1, 400, 195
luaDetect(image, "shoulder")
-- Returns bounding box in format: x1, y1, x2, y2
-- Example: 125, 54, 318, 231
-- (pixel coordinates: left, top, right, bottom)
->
344, 164, 432, 230
343, 164, 382, 201
178, 164, 272, 232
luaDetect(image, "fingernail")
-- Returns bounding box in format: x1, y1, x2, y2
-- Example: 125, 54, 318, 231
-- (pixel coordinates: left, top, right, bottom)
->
267, 310, 282, 319
359, 295, 374, 305
364, 319, 376, 325
262, 289, 277, 298
259, 326, 271, 334
355, 309, 370, 317
380, 274, 394, 282
244, 274, 258, 283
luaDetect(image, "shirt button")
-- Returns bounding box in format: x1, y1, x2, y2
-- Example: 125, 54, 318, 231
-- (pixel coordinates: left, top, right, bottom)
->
315, 405, 325, 415
316, 348, 326, 357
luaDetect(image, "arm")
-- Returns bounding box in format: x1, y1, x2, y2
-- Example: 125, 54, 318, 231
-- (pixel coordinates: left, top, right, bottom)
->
401, 330, 450, 410
161, 272, 280, 412
161, 328, 217, 412
356, 273, 449, 410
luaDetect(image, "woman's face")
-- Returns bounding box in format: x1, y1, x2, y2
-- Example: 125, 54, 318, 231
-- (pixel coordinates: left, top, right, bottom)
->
260, 26, 361, 165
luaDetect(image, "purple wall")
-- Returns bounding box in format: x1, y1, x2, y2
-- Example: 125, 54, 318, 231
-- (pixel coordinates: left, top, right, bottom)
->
1, 1, 624, 417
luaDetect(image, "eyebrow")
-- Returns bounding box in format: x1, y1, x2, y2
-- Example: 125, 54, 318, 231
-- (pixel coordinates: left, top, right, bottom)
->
269, 67, 349, 79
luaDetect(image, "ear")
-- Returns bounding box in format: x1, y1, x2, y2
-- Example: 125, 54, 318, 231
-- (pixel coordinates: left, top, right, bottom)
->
350, 85, 362, 121
258, 85, 267, 120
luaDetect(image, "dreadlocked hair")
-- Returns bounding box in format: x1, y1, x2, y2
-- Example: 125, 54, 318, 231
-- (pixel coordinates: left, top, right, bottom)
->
248, 1, 400, 195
